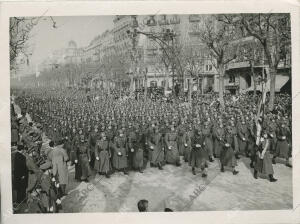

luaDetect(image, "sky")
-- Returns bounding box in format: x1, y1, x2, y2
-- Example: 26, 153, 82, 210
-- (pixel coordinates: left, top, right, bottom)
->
28, 16, 114, 66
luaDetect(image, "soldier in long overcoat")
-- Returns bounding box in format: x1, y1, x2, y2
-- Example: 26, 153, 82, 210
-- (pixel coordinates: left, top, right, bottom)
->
94, 132, 111, 177
129, 127, 145, 172
177, 122, 186, 156
237, 119, 249, 156
165, 126, 180, 166
183, 126, 193, 163
214, 123, 224, 158
190, 128, 208, 177
267, 118, 277, 154
148, 126, 164, 170
127, 124, 136, 170
202, 122, 214, 162
273, 122, 292, 167
254, 131, 277, 182
77, 135, 91, 182
52, 144, 69, 195
88, 126, 99, 168
220, 127, 239, 175
112, 129, 128, 174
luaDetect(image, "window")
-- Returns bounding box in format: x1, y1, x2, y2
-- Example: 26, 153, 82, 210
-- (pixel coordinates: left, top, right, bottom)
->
205, 64, 212, 71
150, 81, 157, 87
229, 74, 235, 83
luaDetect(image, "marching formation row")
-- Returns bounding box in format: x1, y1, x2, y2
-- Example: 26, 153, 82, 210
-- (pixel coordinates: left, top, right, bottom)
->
11, 87, 292, 213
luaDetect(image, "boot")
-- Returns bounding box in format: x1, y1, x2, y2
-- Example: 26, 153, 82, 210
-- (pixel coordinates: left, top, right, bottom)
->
158, 163, 163, 170
269, 174, 277, 182
213, 153, 217, 158
202, 173, 207, 178
139, 168, 144, 173
105, 172, 110, 178
272, 158, 276, 164
209, 156, 214, 162
221, 165, 225, 172
192, 167, 196, 175
233, 170, 239, 175
254, 170, 258, 179
285, 163, 292, 168
250, 161, 254, 168
205, 163, 208, 168
235, 154, 240, 159
123, 169, 129, 175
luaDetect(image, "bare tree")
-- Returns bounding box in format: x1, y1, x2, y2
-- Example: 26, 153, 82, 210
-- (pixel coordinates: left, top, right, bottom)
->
236, 38, 263, 97
198, 15, 240, 108
10, 16, 57, 71
237, 13, 291, 111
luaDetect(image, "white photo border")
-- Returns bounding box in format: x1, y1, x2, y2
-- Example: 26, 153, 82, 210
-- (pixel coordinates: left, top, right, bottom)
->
0, 1, 299, 224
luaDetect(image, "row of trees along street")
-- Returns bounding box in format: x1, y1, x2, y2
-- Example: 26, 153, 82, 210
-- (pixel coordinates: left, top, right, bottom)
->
10, 14, 291, 111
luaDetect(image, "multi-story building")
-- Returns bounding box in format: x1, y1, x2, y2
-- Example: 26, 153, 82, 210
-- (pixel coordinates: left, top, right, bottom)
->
38, 14, 290, 94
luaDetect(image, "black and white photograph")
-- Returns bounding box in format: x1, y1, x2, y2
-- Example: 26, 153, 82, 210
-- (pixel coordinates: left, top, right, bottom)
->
1, 1, 300, 223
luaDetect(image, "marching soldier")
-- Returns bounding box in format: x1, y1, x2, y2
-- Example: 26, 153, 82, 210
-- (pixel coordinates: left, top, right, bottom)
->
220, 127, 239, 175
177, 121, 186, 156
130, 127, 145, 172
190, 128, 208, 177
127, 123, 136, 170
148, 126, 164, 170
254, 131, 277, 182
88, 126, 99, 168
77, 135, 91, 182
202, 121, 214, 162
94, 132, 111, 178
267, 117, 277, 154
214, 122, 224, 158
165, 125, 180, 166
237, 119, 248, 156
112, 129, 129, 174
273, 122, 292, 167
183, 125, 193, 163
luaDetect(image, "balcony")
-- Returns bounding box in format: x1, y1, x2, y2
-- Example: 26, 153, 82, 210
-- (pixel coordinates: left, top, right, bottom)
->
226, 61, 250, 70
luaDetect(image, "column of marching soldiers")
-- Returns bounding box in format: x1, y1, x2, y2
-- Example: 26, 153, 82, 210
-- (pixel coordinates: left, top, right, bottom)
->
11, 87, 292, 213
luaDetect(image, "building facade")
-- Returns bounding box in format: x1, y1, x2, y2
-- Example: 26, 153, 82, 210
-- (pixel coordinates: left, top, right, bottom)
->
38, 14, 291, 94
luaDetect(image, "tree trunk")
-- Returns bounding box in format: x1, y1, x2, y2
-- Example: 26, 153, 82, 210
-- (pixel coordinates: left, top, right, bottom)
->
218, 64, 225, 109
144, 73, 147, 99
250, 60, 256, 97
201, 76, 204, 95
188, 79, 192, 102
268, 65, 276, 111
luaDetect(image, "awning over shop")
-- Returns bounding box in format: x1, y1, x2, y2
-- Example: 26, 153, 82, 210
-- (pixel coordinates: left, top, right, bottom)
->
243, 75, 289, 93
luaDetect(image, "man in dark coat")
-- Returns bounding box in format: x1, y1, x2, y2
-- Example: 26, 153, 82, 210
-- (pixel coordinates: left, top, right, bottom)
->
94, 132, 111, 178
273, 122, 292, 167
77, 135, 91, 182
88, 126, 99, 168
254, 131, 277, 182
148, 126, 164, 170
112, 129, 128, 174
190, 128, 208, 177
220, 127, 239, 175
12, 145, 28, 203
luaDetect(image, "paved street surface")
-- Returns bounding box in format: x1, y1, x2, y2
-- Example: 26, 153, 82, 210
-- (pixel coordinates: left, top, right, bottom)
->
60, 157, 292, 213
